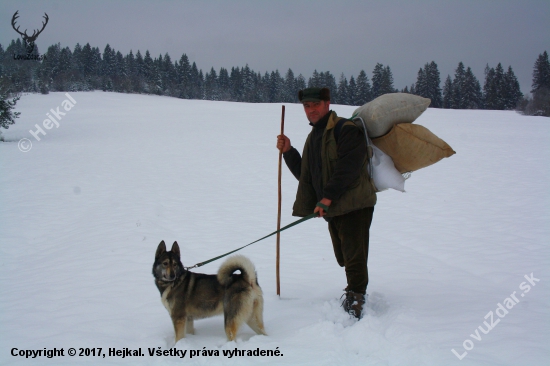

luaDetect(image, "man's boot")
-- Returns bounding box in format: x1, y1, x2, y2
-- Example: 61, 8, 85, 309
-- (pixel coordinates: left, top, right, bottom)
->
342, 290, 365, 319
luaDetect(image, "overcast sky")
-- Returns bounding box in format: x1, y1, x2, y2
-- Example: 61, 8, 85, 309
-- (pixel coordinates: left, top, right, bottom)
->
1, 0, 548, 95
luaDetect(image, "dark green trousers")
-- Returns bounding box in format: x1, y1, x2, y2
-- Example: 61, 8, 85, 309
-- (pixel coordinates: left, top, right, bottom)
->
328, 206, 374, 295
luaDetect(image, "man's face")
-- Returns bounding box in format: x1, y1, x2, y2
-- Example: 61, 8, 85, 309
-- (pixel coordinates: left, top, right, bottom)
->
302, 100, 330, 124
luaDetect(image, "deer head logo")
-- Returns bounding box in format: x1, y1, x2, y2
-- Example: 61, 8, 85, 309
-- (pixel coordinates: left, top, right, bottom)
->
11, 10, 49, 55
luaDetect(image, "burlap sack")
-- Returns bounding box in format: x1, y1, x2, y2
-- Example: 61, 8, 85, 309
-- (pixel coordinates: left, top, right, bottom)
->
352, 93, 431, 138
372, 124, 455, 173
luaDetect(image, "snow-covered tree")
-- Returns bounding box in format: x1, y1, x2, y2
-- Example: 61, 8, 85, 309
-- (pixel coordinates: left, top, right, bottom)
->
371, 63, 384, 99
372, 63, 395, 99
414, 67, 427, 99
462, 67, 483, 109
0, 84, 20, 131
345, 76, 356, 105
308, 70, 320, 88
532, 51, 550, 92
484, 63, 507, 110
520, 51, 550, 116
337, 73, 349, 105
425, 61, 442, 107
283, 68, 296, 103
355, 70, 372, 105
452, 62, 466, 109
503, 66, 522, 110
442, 75, 453, 108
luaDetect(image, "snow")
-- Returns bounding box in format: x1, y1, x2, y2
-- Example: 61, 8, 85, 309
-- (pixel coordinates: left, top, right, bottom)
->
0, 92, 548, 366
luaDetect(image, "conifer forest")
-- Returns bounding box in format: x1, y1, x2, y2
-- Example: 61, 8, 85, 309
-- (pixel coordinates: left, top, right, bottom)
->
1, 39, 549, 123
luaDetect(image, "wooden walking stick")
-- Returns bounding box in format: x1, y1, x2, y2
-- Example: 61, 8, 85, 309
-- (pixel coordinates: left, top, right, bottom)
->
276, 105, 285, 296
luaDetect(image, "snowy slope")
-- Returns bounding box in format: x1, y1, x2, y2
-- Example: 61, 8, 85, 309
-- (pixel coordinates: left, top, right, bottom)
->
0, 92, 548, 366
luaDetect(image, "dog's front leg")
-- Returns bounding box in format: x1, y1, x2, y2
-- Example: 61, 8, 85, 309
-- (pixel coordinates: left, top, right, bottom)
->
173, 317, 187, 343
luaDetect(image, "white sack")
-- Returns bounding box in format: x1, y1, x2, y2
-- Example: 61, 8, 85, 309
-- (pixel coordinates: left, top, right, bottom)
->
371, 144, 405, 192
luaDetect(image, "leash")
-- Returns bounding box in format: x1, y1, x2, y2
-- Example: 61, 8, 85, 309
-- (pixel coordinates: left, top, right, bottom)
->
184, 202, 329, 270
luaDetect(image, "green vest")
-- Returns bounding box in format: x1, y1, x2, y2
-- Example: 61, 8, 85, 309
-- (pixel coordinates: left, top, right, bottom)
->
292, 111, 377, 218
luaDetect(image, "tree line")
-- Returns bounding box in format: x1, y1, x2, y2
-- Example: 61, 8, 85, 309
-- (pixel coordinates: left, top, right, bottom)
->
0, 39, 400, 105
1, 39, 548, 133
516, 51, 550, 116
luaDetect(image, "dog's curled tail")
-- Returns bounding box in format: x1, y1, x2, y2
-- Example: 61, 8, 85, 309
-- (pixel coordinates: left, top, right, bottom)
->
217, 255, 257, 287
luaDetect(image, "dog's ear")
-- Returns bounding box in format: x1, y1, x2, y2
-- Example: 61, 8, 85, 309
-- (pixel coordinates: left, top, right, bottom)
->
155, 240, 166, 260
171, 241, 181, 259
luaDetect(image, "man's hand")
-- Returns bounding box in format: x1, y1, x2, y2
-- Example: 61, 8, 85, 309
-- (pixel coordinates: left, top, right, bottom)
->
277, 134, 291, 153
314, 198, 332, 217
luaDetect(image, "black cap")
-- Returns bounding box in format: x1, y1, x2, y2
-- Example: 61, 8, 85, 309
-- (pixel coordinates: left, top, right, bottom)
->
298, 87, 330, 102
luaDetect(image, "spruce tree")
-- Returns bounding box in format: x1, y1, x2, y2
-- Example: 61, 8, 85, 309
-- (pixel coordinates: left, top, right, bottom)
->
40, 44, 60, 90
493, 63, 505, 109
426, 61, 442, 107
101, 44, 115, 91
189, 62, 202, 99
371, 64, 396, 98
125, 50, 137, 92
125, 50, 135, 75
59, 47, 73, 75
142, 50, 154, 93
486, 66, 498, 109
204, 67, 218, 100
162, 53, 177, 95
102, 44, 115, 77
355, 70, 372, 104
259, 71, 270, 102
532, 51, 550, 92
134, 50, 145, 93
337, 73, 349, 105
296, 74, 306, 94
114, 51, 126, 92
442, 75, 453, 108
72, 43, 84, 77
371, 63, 384, 99
90, 46, 102, 89
348, 76, 357, 106
452, 62, 466, 109
308, 70, 320, 88
229, 67, 242, 101
462, 67, 483, 109
415, 67, 427, 98
176, 53, 191, 98
503, 66, 522, 109
217, 67, 231, 101
268, 70, 283, 103
321, 71, 338, 96
381, 66, 396, 95
241, 64, 255, 102
283, 68, 296, 102
526, 51, 550, 116
0, 87, 20, 130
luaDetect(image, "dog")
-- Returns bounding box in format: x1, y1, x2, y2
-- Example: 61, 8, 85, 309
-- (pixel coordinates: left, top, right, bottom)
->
152, 240, 267, 342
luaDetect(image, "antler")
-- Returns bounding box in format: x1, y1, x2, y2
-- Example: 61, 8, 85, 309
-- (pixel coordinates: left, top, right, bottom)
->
30, 13, 49, 41
11, 11, 26, 37
11, 11, 49, 42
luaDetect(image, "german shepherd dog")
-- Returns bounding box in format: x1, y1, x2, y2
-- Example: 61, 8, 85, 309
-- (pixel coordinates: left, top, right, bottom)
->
152, 241, 267, 342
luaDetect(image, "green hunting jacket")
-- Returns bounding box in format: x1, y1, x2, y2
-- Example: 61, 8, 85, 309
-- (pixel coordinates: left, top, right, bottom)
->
291, 111, 377, 218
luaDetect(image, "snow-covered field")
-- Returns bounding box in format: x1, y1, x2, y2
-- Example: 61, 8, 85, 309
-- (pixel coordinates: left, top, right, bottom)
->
0, 92, 548, 366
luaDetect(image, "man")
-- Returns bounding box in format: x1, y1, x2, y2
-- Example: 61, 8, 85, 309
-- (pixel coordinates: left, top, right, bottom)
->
276, 87, 376, 319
